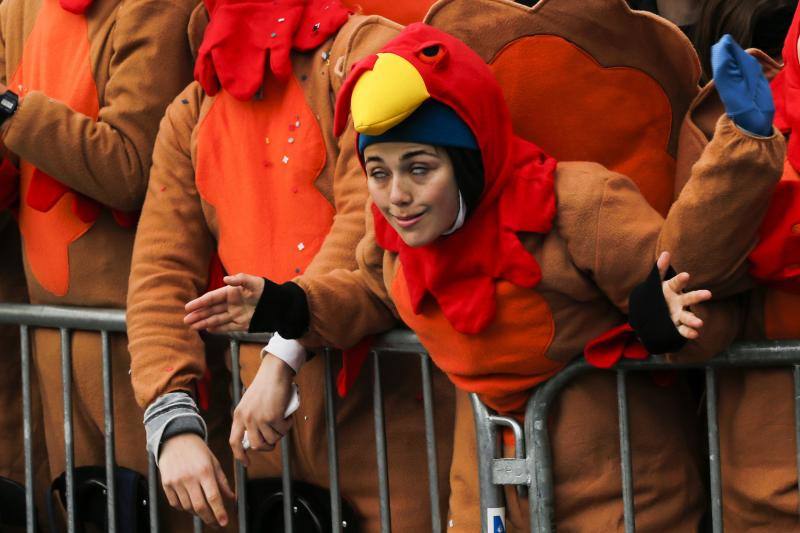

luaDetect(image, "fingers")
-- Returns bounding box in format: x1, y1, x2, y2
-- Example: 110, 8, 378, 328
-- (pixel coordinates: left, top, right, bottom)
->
184, 302, 231, 326
666, 271, 690, 294
189, 312, 236, 332
656, 251, 670, 279
199, 472, 229, 527
229, 419, 249, 467
174, 484, 193, 513
163, 484, 180, 509
187, 481, 217, 526
678, 309, 703, 330
677, 324, 700, 340
184, 286, 229, 313
681, 289, 712, 307
213, 456, 236, 500
223, 273, 247, 287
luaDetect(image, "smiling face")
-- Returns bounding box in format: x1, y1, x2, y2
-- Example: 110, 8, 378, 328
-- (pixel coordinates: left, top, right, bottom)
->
364, 142, 460, 247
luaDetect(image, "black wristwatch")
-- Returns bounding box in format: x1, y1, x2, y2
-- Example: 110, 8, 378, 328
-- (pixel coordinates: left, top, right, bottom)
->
0, 90, 19, 124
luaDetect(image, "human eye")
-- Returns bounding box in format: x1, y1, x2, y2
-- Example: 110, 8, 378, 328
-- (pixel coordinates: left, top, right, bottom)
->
410, 164, 429, 176
369, 168, 389, 181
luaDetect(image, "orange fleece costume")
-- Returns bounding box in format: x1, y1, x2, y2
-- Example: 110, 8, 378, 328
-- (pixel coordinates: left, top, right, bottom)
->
244, 16, 785, 533
0, 0, 197, 521
127, 7, 454, 531
672, 13, 800, 530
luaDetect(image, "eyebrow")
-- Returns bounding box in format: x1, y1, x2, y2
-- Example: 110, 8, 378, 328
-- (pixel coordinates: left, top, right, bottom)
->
364, 155, 384, 164
401, 149, 438, 161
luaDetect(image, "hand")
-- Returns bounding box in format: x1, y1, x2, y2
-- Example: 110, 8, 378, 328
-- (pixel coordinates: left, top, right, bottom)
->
184, 273, 265, 333
229, 353, 295, 467
158, 434, 235, 527
712, 34, 775, 136
658, 252, 712, 340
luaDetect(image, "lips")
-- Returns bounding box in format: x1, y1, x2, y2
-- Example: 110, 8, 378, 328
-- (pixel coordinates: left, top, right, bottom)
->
392, 209, 426, 229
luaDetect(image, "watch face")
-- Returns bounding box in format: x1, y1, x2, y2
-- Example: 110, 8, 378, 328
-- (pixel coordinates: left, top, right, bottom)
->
0, 97, 14, 112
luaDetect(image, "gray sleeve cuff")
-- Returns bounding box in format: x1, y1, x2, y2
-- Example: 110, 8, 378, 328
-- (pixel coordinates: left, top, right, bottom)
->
144, 392, 207, 466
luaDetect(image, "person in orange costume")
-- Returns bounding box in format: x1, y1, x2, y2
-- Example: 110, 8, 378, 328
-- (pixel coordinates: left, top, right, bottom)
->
127, 1, 454, 530
185, 23, 786, 532
0, 0, 198, 527
674, 6, 800, 530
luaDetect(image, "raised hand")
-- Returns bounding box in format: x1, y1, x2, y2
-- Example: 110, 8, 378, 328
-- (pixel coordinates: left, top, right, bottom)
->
657, 252, 712, 340
712, 34, 775, 136
184, 273, 264, 333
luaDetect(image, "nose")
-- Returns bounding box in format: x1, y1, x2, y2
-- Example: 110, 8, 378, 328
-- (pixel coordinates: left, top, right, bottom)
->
389, 176, 412, 206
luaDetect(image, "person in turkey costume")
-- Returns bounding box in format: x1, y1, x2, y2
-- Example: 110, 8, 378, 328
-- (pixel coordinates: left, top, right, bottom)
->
671, 6, 800, 529
128, 0, 455, 530
185, 23, 785, 531
0, 0, 197, 527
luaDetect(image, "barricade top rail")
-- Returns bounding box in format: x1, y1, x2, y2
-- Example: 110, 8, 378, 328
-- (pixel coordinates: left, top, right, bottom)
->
0, 303, 429, 353
0, 303, 126, 332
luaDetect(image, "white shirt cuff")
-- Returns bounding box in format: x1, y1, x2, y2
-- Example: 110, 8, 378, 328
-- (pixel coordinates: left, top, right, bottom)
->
262, 334, 306, 373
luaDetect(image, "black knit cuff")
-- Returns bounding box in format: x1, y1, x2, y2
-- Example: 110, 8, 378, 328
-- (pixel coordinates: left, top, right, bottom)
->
248, 279, 310, 339
628, 264, 687, 354
161, 416, 206, 444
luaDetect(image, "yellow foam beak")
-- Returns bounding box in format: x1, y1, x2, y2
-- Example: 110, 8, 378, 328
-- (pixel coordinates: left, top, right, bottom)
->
351, 53, 430, 135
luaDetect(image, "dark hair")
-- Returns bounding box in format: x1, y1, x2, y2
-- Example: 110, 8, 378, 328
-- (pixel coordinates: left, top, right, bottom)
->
694, 0, 797, 83
444, 147, 484, 216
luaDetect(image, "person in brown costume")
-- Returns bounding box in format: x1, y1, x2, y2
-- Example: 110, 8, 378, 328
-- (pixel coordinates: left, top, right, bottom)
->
0, 0, 198, 527
183, 6, 785, 532
127, 1, 454, 530
675, 4, 800, 529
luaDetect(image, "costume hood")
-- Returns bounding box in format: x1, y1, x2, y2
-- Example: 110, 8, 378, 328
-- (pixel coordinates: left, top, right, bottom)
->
195, 0, 350, 101
334, 23, 557, 334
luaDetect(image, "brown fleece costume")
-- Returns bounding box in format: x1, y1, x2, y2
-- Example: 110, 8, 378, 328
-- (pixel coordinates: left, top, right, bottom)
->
127, 13, 454, 531
677, 55, 800, 533
417, 1, 755, 530
0, 213, 50, 527
275, 2, 785, 532
0, 0, 197, 523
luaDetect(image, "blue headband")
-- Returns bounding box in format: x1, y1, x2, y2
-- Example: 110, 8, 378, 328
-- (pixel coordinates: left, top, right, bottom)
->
357, 99, 478, 155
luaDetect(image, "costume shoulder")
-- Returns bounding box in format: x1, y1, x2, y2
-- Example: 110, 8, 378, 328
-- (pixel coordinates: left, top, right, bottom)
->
425, 0, 700, 216
328, 14, 403, 94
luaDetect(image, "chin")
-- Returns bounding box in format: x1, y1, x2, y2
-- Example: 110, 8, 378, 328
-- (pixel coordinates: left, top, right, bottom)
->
397, 229, 436, 248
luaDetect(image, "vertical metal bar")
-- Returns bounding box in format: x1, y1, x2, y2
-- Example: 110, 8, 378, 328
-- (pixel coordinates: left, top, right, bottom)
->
230, 340, 248, 533
148, 453, 160, 533
419, 354, 441, 533
101, 331, 117, 532
705, 367, 723, 533
61, 328, 76, 533
372, 352, 391, 532
323, 348, 342, 533
193, 515, 203, 532
616, 370, 635, 533
20, 326, 35, 533
528, 387, 555, 533
469, 393, 505, 533
281, 438, 294, 533
793, 365, 800, 520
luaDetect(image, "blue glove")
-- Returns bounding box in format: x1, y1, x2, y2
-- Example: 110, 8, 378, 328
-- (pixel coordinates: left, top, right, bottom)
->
711, 34, 775, 136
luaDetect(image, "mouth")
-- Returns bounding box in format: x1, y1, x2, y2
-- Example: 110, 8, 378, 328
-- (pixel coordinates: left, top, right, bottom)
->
391, 209, 427, 229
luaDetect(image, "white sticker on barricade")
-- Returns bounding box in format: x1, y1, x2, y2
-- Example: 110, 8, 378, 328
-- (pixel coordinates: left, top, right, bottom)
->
487, 507, 506, 533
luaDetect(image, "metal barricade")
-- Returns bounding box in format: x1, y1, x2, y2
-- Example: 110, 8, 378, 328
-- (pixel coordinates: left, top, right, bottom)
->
471, 342, 800, 533
0, 304, 445, 533
4, 302, 800, 533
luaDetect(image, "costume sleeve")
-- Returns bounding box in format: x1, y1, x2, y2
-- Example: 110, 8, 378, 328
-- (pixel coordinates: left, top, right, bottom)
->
1, 0, 195, 211
301, 122, 368, 277
560, 115, 784, 313
127, 83, 213, 409
291, 203, 399, 349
